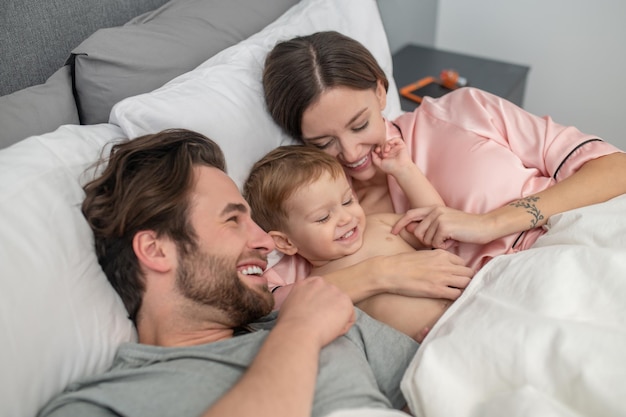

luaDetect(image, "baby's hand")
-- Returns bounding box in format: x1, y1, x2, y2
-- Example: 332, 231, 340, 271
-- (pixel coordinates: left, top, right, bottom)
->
372, 137, 412, 175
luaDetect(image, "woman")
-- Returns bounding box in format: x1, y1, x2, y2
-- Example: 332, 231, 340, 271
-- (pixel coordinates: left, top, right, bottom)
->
262, 30, 626, 308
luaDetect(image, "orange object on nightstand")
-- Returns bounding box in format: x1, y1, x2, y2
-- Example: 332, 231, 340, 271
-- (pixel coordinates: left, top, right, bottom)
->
439, 69, 468, 89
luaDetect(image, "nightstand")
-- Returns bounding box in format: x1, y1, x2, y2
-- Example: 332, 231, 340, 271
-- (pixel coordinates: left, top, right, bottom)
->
392, 44, 530, 111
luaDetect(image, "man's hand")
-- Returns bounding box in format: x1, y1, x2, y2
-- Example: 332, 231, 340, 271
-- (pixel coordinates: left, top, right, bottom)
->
278, 277, 355, 348
371, 250, 473, 301
202, 277, 354, 417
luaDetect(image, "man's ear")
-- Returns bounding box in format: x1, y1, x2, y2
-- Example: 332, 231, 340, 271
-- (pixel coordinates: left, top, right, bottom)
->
376, 79, 387, 111
132, 230, 173, 273
268, 231, 298, 256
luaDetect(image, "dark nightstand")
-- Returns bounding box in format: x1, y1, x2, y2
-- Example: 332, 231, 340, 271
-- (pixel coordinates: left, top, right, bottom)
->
392, 44, 530, 111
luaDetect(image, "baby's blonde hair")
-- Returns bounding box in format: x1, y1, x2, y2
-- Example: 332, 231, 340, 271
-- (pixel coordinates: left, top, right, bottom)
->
243, 145, 345, 233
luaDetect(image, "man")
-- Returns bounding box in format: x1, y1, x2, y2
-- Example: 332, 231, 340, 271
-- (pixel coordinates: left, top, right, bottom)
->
38, 129, 418, 417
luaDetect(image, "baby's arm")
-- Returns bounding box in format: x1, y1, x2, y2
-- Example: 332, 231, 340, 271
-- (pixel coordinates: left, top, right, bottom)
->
373, 138, 444, 209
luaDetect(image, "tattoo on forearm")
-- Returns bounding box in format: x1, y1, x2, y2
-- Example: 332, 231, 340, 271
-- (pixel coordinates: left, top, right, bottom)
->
509, 196, 544, 228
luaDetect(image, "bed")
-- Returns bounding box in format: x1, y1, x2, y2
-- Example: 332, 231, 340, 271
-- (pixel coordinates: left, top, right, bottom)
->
1, 1, 625, 416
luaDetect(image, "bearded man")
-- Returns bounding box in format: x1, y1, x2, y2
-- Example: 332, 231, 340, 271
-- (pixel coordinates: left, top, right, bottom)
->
38, 129, 418, 417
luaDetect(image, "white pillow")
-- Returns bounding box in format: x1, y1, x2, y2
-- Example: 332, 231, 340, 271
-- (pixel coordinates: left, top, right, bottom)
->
0, 124, 136, 417
111, 0, 402, 189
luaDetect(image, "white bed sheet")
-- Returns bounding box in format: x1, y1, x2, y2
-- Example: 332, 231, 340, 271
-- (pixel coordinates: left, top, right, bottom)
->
401, 194, 626, 417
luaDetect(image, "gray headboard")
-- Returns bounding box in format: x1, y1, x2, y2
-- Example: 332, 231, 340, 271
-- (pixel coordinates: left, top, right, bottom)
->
0, 0, 169, 95
0, 0, 300, 148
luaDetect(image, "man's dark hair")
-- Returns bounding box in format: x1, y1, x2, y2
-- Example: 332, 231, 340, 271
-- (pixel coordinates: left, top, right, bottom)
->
82, 129, 226, 324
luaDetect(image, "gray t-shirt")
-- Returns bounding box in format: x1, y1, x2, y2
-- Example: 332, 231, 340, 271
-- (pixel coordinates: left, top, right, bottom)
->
38, 309, 418, 417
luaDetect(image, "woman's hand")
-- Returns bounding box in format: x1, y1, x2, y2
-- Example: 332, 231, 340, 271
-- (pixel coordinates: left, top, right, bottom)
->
369, 250, 474, 301
392, 206, 497, 249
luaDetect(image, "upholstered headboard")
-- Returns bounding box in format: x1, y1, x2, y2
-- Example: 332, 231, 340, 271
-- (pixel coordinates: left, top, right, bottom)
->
0, 0, 170, 95
0, 0, 300, 148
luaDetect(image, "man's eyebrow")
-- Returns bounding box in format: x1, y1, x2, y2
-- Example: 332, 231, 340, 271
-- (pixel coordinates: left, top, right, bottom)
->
220, 203, 248, 216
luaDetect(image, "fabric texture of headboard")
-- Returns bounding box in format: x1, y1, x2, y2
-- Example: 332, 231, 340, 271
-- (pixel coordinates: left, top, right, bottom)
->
0, 0, 169, 96
0, 0, 299, 148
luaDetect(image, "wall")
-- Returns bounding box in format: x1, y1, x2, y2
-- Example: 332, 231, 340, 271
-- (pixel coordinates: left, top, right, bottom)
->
435, 0, 626, 150
377, 0, 438, 53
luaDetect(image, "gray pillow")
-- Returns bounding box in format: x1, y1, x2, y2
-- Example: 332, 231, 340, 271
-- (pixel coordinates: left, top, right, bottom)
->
0, 0, 169, 96
0, 66, 79, 149
73, 0, 299, 125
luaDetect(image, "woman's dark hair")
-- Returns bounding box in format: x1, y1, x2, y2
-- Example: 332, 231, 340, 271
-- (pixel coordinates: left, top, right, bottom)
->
82, 129, 226, 324
263, 30, 389, 141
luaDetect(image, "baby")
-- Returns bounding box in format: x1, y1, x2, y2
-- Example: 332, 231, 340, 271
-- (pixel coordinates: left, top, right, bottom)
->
244, 144, 449, 342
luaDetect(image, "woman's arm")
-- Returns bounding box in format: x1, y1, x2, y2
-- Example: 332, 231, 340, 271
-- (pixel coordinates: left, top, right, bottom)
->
272, 249, 473, 309
394, 152, 626, 248
392, 88, 626, 248
488, 151, 626, 239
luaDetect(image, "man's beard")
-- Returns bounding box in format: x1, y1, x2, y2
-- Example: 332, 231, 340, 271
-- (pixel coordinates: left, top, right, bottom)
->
176, 246, 274, 327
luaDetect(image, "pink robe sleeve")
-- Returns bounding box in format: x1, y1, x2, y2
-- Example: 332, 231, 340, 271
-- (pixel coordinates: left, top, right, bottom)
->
415, 87, 621, 181
387, 87, 623, 270
264, 254, 311, 291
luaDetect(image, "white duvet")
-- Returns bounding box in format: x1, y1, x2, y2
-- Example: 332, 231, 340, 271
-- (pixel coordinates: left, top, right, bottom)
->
401, 194, 626, 417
